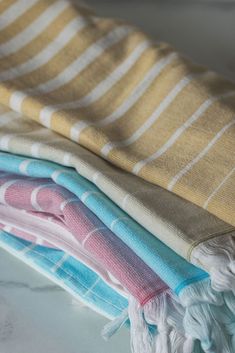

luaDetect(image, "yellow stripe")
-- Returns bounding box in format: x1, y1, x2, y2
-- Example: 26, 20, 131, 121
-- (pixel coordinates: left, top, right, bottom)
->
0, 19, 117, 107
70, 42, 174, 122
0, 0, 17, 14
16, 19, 116, 88
1, 0, 235, 233
0, 5, 78, 70
37, 30, 145, 102
0, 0, 56, 44
206, 170, 235, 226
49, 43, 175, 138
137, 97, 235, 185
100, 58, 193, 141
133, 76, 235, 174
172, 115, 235, 200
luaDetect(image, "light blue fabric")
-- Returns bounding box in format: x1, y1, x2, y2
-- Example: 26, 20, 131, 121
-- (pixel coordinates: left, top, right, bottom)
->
0, 229, 128, 319
0, 151, 208, 295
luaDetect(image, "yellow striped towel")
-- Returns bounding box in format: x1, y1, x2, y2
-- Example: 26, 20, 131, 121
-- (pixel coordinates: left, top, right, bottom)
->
0, 0, 235, 233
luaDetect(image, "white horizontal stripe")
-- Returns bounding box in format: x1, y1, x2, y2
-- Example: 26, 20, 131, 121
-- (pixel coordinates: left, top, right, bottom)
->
110, 216, 129, 231
81, 227, 106, 247
92, 171, 102, 183
3, 225, 12, 233
168, 119, 235, 191
9, 91, 27, 112
30, 130, 55, 157
40, 40, 150, 131
60, 197, 78, 211
10, 25, 133, 118
35, 237, 44, 246
0, 111, 21, 127
51, 169, 72, 182
0, 0, 69, 58
121, 193, 132, 210
31, 186, 44, 211
81, 190, 101, 203
101, 72, 197, 156
97, 52, 178, 130
121, 188, 155, 209
133, 90, 235, 174
0, 134, 14, 150
20, 243, 36, 255
0, 16, 87, 81
84, 277, 100, 296
31, 184, 53, 211
203, 166, 235, 209
19, 159, 32, 174
51, 253, 69, 273
30, 142, 42, 158
70, 52, 177, 143
0, 180, 18, 204
0, 0, 38, 31
29, 133, 65, 158
63, 152, 72, 166
35, 25, 133, 96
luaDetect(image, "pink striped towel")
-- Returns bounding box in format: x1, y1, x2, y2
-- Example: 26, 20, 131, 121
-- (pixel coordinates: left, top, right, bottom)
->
0, 171, 187, 353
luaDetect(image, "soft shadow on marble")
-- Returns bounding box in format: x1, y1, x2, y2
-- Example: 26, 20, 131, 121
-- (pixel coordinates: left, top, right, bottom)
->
0, 249, 130, 353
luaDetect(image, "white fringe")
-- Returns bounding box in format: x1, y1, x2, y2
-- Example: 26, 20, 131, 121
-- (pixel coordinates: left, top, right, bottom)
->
143, 291, 186, 353
103, 278, 235, 353
103, 290, 190, 353
191, 233, 235, 294
128, 298, 154, 353
102, 308, 128, 340
179, 278, 235, 353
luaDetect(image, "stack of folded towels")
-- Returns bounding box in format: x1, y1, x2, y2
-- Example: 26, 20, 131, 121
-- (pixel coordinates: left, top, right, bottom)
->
1, 1, 235, 352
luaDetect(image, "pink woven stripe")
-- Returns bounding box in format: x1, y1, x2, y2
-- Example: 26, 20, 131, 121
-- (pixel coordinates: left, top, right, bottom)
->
0, 172, 168, 304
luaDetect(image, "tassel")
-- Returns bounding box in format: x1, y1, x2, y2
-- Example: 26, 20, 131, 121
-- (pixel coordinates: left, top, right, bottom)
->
102, 280, 235, 353
101, 308, 128, 340
220, 292, 235, 351
102, 297, 154, 353
144, 293, 170, 353
183, 336, 195, 353
103, 291, 200, 353
144, 292, 176, 353
191, 233, 235, 294
128, 297, 154, 353
144, 291, 191, 353
179, 278, 235, 353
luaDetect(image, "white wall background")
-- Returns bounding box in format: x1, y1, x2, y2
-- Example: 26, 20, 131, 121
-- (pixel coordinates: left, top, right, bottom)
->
87, 0, 235, 81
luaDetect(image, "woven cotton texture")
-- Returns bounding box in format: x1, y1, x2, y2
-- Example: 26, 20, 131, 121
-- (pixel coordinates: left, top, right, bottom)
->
0, 151, 207, 292
2, 2, 235, 351
0, 171, 168, 306
0, 230, 127, 319
0, 106, 234, 264
1, 107, 235, 294
0, 0, 235, 231
2, 153, 235, 352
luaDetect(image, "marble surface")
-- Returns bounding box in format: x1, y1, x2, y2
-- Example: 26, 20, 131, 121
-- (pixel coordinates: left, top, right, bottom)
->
0, 248, 130, 353
1, 1, 235, 352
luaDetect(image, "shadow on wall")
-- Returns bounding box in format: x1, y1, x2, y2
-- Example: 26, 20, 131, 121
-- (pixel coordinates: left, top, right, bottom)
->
85, 0, 235, 82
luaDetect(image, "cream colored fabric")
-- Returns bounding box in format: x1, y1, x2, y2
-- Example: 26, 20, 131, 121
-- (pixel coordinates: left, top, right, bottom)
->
0, 1, 235, 233
0, 105, 233, 260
